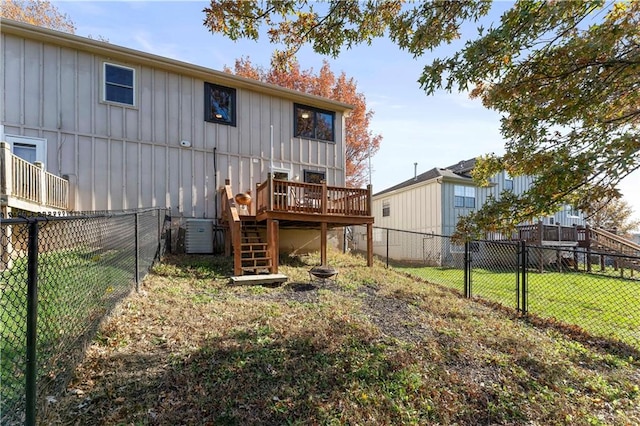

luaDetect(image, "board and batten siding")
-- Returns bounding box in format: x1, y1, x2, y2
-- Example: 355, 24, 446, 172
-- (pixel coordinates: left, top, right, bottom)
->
1, 24, 347, 219
370, 179, 442, 261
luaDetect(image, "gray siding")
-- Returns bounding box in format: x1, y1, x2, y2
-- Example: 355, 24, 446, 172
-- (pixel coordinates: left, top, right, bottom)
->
2, 30, 346, 219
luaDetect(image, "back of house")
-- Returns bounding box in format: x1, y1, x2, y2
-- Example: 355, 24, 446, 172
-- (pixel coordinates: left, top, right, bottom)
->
0, 19, 352, 227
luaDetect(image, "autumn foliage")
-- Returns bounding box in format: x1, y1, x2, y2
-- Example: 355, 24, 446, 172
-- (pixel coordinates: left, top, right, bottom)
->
0, 0, 75, 33
225, 57, 381, 188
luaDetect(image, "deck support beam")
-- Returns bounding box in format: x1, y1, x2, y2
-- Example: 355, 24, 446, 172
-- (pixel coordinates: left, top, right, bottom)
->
320, 222, 327, 265
267, 219, 279, 274
366, 223, 373, 267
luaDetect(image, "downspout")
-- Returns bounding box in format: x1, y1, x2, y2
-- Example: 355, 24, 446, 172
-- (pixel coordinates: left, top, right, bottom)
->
270, 124, 274, 174
213, 146, 218, 225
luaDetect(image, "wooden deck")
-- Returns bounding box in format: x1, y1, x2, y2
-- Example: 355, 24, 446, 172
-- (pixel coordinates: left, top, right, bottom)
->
0, 141, 69, 214
221, 175, 374, 276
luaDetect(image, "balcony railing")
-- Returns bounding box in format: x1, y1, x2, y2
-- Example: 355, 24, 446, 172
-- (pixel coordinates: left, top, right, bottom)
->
255, 175, 371, 217
1, 141, 69, 212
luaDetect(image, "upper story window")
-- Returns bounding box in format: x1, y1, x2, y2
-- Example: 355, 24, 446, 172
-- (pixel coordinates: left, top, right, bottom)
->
566, 205, 580, 218
294, 104, 335, 142
104, 63, 135, 106
382, 200, 390, 217
205, 83, 236, 126
504, 171, 514, 191
454, 185, 476, 208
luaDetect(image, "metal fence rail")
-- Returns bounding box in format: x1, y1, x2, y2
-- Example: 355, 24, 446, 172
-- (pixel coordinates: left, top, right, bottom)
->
350, 226, 640, 350
0, 208, 169, 425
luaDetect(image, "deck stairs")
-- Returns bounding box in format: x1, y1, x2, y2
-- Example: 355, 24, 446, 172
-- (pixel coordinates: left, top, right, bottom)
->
589, 228, 640, 273
239, 220, 273, 274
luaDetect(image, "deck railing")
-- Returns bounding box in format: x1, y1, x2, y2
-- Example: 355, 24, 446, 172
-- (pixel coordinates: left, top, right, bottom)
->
516, 222, 579, 243
0, 141, 69, 211
255, 175, 371, 217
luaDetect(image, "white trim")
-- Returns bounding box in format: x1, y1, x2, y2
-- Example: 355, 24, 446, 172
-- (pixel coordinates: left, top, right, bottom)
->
5, 134, 47, 165
102, 61, 137, 106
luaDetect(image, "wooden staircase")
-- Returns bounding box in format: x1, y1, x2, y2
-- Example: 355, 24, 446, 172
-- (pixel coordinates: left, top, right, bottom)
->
240, 220, 272, 274
588, 228, 640, 273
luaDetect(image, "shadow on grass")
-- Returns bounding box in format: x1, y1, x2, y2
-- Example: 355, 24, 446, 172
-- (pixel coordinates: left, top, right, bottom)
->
53, 316, 507, 425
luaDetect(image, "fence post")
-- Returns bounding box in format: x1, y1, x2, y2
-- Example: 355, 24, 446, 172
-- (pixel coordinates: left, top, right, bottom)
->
134, 212, 139, 291
516, 240, 521, 311
386, 228, 389, 268
25, 219, 39, 426
520, 240, 528, 315
464, 241, 470, 298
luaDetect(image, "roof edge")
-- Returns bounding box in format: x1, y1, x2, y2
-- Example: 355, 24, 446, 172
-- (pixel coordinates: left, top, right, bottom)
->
0, 19, 354, 113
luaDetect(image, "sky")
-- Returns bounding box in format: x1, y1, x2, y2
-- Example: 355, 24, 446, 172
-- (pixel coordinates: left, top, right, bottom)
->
52, 0, 640, 227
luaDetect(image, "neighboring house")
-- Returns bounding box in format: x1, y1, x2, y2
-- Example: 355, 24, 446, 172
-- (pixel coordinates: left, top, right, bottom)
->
0, 20, 374, 274
360, 157, 586, 265
373, 157, 585, 235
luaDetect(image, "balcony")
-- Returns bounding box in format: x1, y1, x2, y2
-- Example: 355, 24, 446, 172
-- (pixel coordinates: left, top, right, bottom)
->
221, 174, 374, 276
0, 141, 69, 214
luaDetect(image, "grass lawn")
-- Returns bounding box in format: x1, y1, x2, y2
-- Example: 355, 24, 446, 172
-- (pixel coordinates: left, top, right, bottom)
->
43, 251, 640, 425
1, 248, 136, 421
401, 266, 640, 349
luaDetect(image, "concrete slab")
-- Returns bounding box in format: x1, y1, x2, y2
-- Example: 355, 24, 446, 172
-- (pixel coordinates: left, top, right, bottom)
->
230, 273, 288, 286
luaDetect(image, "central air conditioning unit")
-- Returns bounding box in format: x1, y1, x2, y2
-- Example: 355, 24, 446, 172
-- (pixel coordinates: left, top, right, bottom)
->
185, 219, 214, 254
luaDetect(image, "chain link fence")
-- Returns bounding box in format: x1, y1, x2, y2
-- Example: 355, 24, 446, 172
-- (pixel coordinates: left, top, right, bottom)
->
1, 208, 169, 425
350, 226, 640, 350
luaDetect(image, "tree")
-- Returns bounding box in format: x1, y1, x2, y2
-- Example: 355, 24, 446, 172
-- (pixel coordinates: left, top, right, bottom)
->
584, 197, 640, 237
203, 1, 640, 237
225, 56, 381, 188
1, 0, 76, 33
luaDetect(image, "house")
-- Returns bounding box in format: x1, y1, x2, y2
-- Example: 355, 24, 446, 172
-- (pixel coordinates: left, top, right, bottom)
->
360, 157, 587, 266
0, 19, 374, 274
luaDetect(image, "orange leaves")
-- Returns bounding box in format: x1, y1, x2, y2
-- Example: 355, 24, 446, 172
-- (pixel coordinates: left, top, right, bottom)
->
229, 54, 381, 188
0, 0, 76, 33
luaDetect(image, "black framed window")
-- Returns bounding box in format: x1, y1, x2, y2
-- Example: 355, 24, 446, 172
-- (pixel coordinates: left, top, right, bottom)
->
303, 170, 326, 184
205, 82, 236, 126
104, 63, 135, 105
382, 200, 390, 217
454, 185, 476, 208
295, 104, 335, 142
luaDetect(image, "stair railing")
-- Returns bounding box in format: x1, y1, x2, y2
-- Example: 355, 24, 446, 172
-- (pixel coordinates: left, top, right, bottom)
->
221, 180, 243, 275
590, 227, 640, 256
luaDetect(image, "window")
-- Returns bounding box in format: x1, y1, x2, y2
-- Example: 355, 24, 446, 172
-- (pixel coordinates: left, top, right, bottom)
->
104, 63, 135, 105
294, 104, 335, 142
204, 83, 236, 126
382, 200, 390, 217
566, 205, 580, 218
504, 171, 514, 191
303, 170, 326, 184
454, 185, 475, 208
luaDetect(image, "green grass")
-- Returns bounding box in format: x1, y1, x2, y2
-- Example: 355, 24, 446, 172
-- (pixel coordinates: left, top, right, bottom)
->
43, 252, 640, 425
400, 266, 640, 348
0, 247, 137, 421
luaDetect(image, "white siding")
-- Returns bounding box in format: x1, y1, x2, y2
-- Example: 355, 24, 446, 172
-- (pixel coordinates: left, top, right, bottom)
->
2, 30, 347, 219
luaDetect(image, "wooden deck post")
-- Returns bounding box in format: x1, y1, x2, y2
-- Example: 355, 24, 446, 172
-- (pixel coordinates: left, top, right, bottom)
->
0, 142, 13, 201
267, 219, 279, 273
267, 173, 273, 211
321, 222, 327, 265
232, 221, 242, 276
537, 220, 544, 273
366, 184, 372, 216
366, 222, 373, 267
321, 181, 328, 215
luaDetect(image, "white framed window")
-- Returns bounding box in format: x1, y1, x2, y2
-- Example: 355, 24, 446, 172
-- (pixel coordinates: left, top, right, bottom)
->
454, 185, 475, 208
566, 205, 580, 218
103, 62, 135, 106
5, 135, 47, 165
382, 200, 390, 217
504, 171, 514, 191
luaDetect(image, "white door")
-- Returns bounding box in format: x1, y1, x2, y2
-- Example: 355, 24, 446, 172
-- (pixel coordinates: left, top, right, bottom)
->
5, 135, 47, 165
